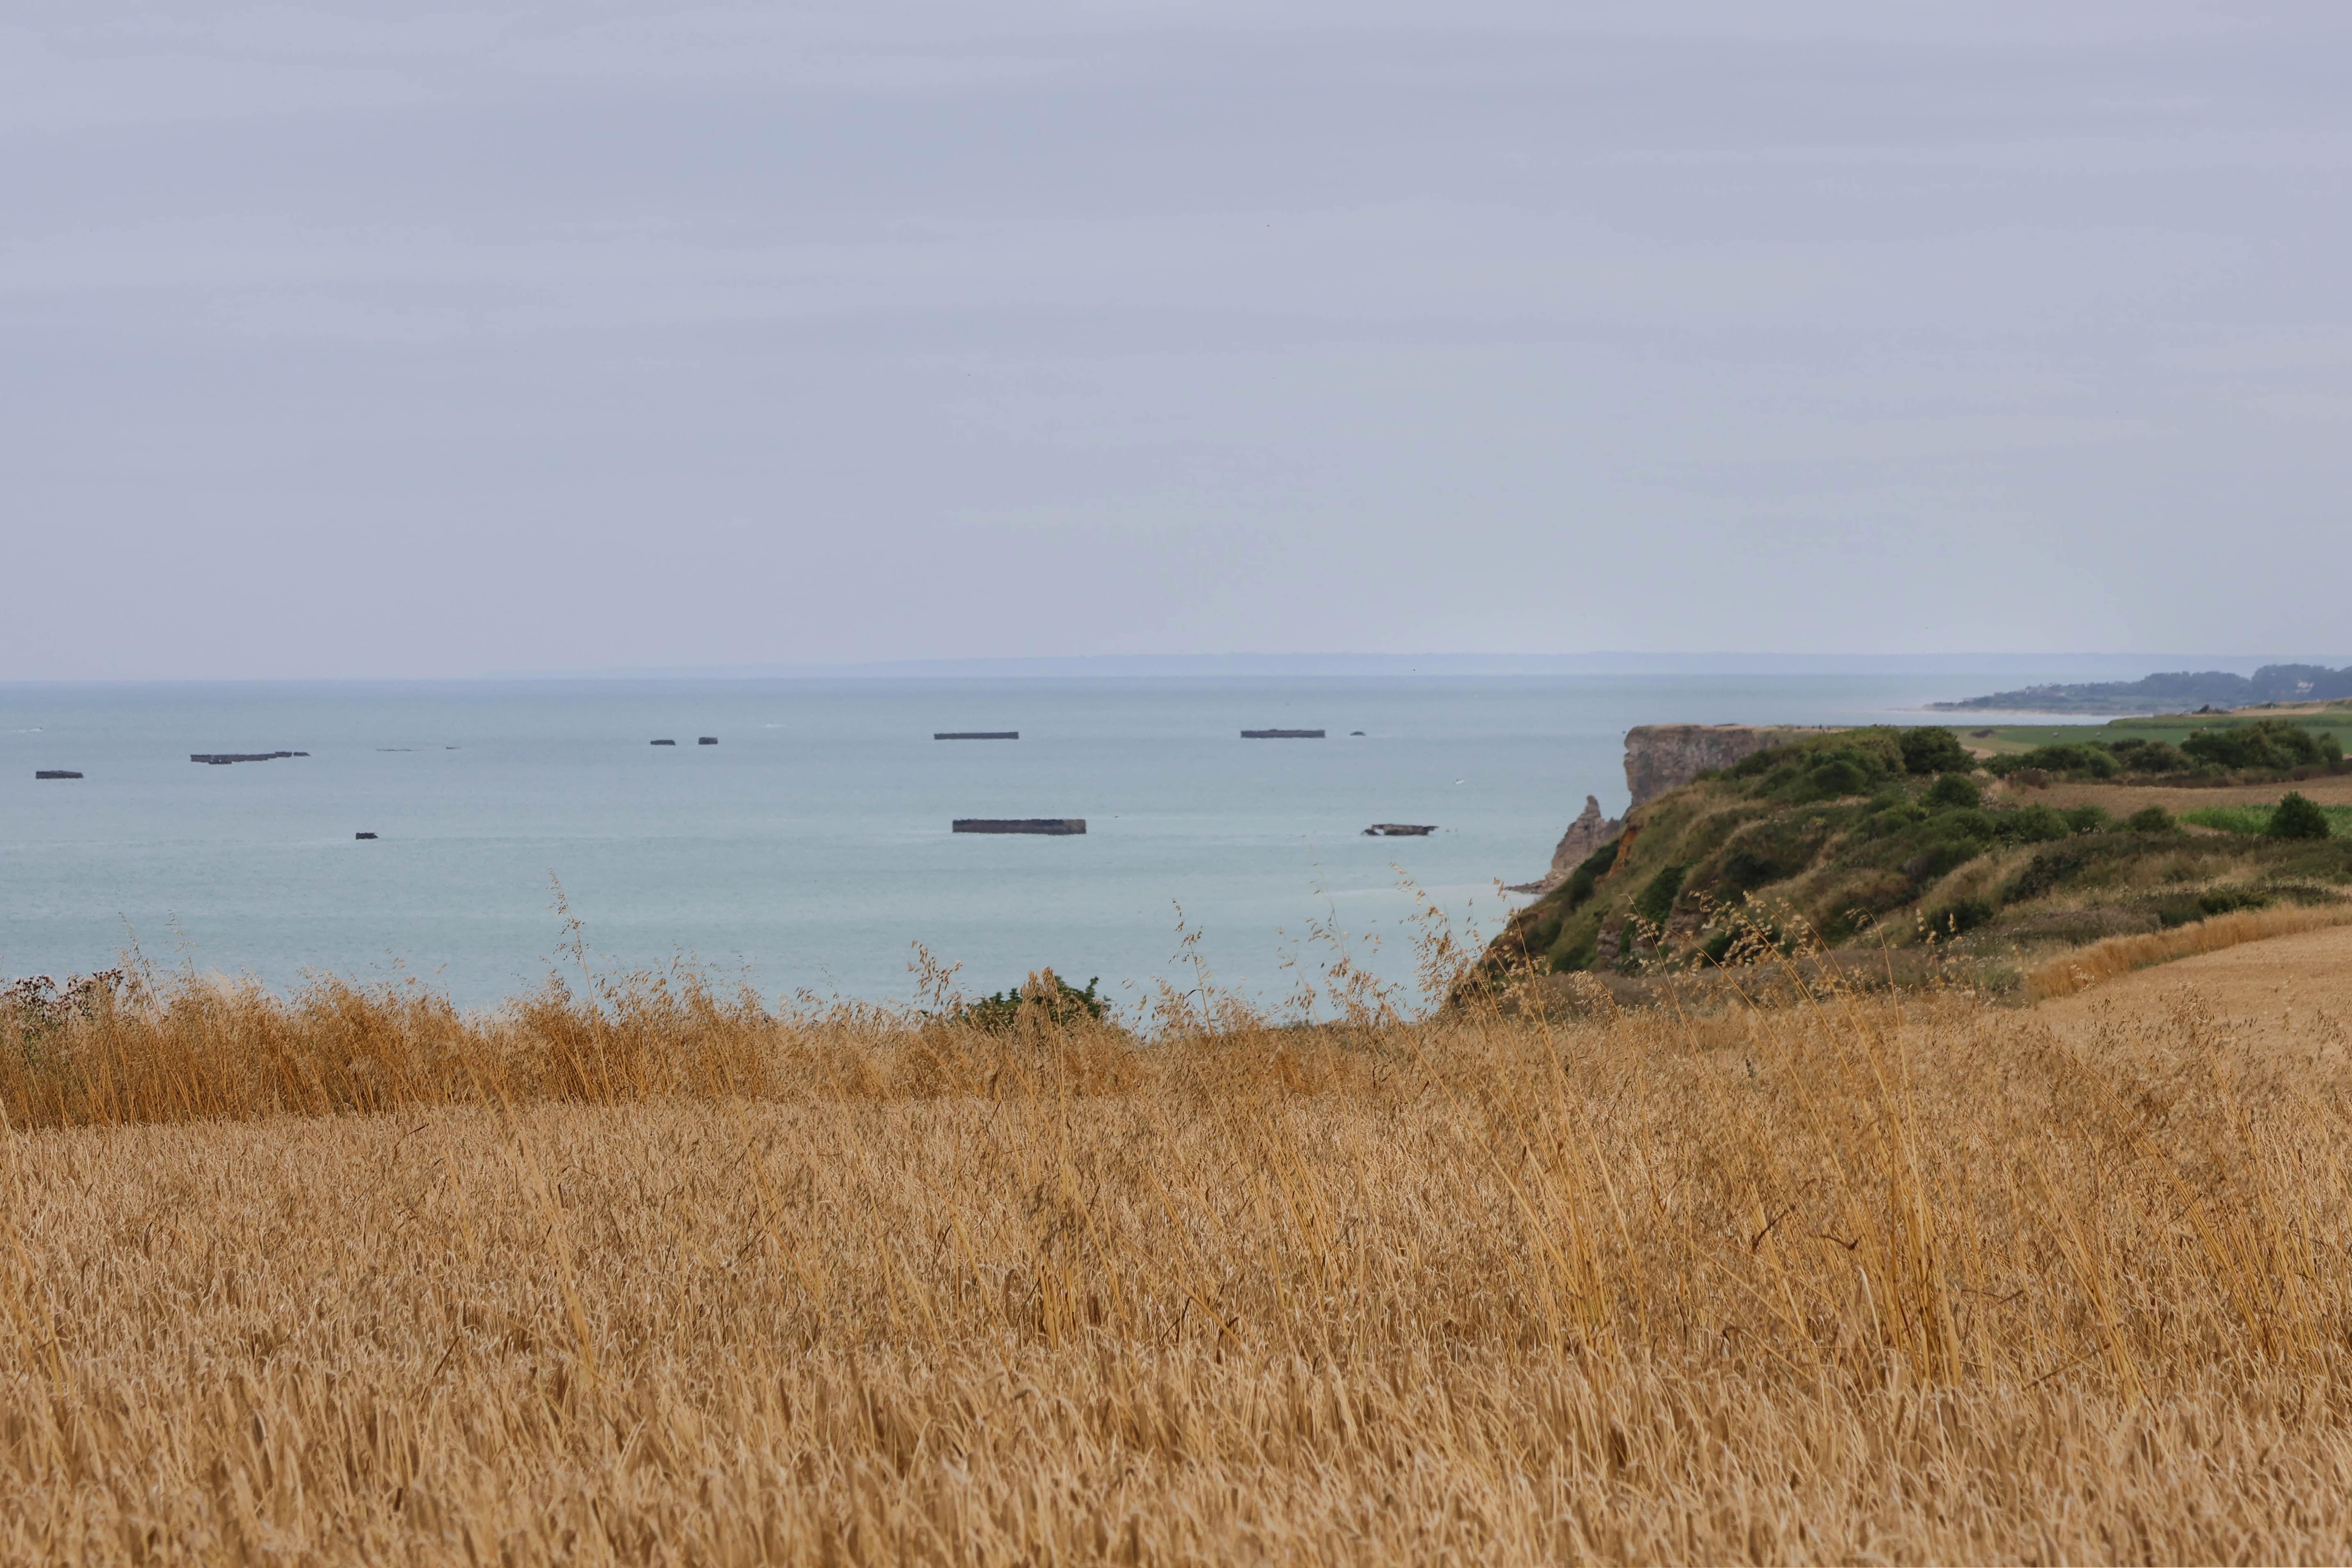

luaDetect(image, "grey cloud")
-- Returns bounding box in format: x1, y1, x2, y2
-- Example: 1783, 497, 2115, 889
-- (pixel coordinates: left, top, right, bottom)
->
4, 2, 2348, 678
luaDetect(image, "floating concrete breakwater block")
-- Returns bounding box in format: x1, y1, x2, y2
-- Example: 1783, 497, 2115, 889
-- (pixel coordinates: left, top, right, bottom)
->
952, 818, 1086, 835
35, 770, 83, 780
935, 731, 1018, 740
190, 752, 307, 764
1363, 823, 1436, 836
1242, 728, 1324, 738
698, 736, 718, 744
354, 832, 378, 840
651, 739, 676, 746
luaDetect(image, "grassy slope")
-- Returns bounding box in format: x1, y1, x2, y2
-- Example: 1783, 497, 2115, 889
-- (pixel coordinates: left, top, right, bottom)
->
1492, 726, 2352, 986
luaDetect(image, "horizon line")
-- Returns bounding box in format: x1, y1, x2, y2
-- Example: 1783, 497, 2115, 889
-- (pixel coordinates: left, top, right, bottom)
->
11, 650, 2352, 685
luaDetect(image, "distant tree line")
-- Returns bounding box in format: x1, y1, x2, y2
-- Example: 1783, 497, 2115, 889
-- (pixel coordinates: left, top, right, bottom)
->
1984, 719, 2345, 782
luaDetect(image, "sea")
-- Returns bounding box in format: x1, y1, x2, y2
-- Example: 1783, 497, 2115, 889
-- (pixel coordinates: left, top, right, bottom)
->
0, 674, 2051, 1016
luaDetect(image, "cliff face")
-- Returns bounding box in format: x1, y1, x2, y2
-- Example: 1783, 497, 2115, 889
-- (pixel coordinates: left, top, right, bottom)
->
1478, 721, 2352, 988
1506, 795, 1621, 894
1508, 725, 1825, 892
1624, 725, 1814, 807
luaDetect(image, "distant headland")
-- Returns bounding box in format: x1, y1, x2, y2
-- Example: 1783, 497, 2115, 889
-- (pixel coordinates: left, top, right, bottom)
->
1933, 664, 2352, 715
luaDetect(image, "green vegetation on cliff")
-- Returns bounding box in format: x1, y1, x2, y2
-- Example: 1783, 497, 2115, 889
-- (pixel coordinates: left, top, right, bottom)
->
1488, 727, 2352, 983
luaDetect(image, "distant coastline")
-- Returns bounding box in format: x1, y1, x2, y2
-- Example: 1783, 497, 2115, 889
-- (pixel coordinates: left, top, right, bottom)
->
493, 651, 2347, 683
1932, 664, 2352, 716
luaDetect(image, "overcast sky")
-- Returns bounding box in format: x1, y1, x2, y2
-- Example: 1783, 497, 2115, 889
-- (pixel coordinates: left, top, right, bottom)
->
6, 1, 2348, 679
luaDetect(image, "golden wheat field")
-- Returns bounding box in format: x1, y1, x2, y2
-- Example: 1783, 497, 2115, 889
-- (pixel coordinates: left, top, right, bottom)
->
8, 931, 2352, 1565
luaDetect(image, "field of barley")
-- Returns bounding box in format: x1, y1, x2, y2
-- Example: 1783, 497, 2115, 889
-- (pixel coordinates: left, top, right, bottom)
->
7, 929, 2352, 1564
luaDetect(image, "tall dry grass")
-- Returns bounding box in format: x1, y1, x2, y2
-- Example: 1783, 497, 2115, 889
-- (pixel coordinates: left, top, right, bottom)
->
7, 938, 2352, 1561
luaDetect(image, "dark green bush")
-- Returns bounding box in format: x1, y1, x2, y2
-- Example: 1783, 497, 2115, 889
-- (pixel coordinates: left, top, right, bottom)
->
1747, 736, 1903, 803
1925, 773, 1982, 810
1987, 744, 2118, 781
1997, 805, 2073, 844
2268, 792, 2333, 840
1779, 751, 1876, 801
2064, 804, 2111, 835
1725, 744, 1792, 780
2127, 805, 2176, 833
2107, 737, 2190, 774
2183, 720, 2342, 773
959, 974, 1106, 1033
1900, 727, 1975, 776
1856, 801, 1929, 840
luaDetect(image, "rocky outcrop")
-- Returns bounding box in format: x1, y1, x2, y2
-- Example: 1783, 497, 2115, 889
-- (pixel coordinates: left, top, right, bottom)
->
1624, 725, 1818, 807
1507, 795, 1622, 894
1510, 726, 1831, 892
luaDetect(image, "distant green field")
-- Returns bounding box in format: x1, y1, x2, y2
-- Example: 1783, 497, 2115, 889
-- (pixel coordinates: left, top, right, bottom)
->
2180, 801, 2352, 839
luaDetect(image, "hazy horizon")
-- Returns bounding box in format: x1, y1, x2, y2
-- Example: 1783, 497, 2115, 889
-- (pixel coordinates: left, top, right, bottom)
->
10, 2, 2350, 680
13, 650, 2352, 687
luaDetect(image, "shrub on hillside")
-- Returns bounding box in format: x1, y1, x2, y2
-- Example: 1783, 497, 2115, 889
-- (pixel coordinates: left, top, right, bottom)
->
2268, 792, 2333, 840
1856, 798, 1930, 840
1927, 773, 1983, 810
2127, 805, 2177, 833
1805, 755, 1875, 799
2183, 720, 2342, 773
1900, 727, 1975, 776
2107, 737, 2191, 774
1734, 730, 1906, 802
1997, 805, 2073, 845
1987, 744, 2118, 781
1769, 746, 1896, 802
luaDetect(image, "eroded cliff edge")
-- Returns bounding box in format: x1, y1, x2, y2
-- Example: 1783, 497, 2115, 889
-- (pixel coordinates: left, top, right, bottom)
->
1512, 725, 1827, 890
1624, 724, 1827, 807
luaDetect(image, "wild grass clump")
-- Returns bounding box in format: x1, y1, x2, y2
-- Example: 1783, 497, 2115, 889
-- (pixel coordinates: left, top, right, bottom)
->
9, 910, 2352, 1560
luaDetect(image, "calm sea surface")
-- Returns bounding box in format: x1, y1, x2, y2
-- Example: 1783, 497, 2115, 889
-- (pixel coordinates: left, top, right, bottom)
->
4, 676, 1991, 1013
